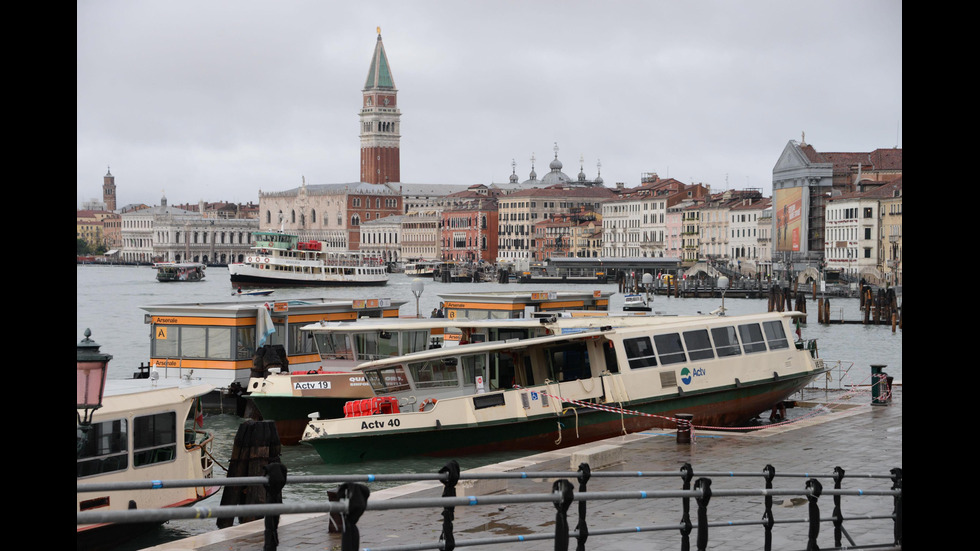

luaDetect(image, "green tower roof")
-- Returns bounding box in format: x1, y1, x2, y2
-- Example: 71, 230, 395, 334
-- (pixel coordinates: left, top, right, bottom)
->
364, 32, 395, 90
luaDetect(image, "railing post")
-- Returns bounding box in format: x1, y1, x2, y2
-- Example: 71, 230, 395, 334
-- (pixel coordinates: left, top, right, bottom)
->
575, 463, 591, 551
891, 467, 903, 547
831, 466, 845, 548
262, 462, 287, 551
438, 460, 460, 551
679, 463, 694, 551
761, 464, 775, 551
552, 479, 575, 551
805, 479, 822, 551
337, 482, 370, 551
694, 477, 712, 551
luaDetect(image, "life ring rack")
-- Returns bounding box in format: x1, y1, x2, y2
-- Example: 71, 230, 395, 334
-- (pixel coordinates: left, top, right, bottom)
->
418, 398, 438, 412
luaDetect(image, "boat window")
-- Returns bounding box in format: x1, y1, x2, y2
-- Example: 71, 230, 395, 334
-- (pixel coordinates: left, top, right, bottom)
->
175, 327, 234, 360
763, 321, 790, 350
462, 354, 487, 386
547, 342, 592, 381
364, 366, 410, 394
653, 333, 687, 365
77, 419, 128, 478
410, 359, 460, 389
152, 325, 179, 358
236, 327, 256, 360
313, 332, 354, 361
354, 331, 398, 360
403, 330, 430, 354
603, 341, 620, 373
711, 326, 742, 357
738, 323, 768, 354
133, 412, 177, 468
624, 336, 658, 369
683, 329, 715, 361
207, 327, 232, 359
288, 323, 317, 356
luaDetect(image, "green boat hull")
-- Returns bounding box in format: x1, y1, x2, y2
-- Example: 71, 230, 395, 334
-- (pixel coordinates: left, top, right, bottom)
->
304, 372, 815, 463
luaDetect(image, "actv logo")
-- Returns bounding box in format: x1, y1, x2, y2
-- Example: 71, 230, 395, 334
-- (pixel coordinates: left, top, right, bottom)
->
680, 367, 707, 385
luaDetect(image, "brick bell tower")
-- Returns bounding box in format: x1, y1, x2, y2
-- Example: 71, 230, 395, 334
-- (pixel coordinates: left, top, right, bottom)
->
360, 29, 401, 185
103, 166, 117, 212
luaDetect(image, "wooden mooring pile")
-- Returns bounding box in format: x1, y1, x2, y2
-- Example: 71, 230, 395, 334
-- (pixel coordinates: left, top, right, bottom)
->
767, 282, 901, 331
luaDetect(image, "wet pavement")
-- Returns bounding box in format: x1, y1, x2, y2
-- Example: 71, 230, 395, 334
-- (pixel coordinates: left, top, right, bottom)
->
145, 386, 902, 550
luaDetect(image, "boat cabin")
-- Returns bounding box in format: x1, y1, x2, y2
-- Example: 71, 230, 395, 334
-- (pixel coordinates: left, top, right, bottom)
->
436, 290, 613, 321
140, 297, 404, 390
154, 262, 206, 282
352, 312, 806, 409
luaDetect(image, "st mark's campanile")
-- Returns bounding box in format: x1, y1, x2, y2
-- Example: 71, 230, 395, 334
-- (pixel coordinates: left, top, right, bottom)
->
360, 29, 401, 185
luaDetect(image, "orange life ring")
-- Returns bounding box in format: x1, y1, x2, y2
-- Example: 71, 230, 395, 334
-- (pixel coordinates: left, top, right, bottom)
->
418, 398, 438, 412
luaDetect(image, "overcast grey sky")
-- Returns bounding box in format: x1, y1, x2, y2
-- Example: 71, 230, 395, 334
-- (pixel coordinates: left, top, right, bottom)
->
77, 0, 902, 209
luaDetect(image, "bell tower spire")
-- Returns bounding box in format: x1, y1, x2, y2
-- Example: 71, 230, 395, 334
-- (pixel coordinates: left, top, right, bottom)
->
360, 29, 401, 185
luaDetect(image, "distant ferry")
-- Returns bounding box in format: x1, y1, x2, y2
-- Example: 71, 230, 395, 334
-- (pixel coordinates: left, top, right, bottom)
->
153, 262, 205, 282
228, 231, 388, 287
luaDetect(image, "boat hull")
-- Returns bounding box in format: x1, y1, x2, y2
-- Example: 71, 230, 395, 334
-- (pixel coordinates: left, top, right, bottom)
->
303, 372, 815, 463
248, 395, 361, 445
229, 272, 388, 287
76, 489, 218, 551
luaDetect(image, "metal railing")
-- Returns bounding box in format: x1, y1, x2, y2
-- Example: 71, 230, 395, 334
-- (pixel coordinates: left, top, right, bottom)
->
78, 460, 902, 551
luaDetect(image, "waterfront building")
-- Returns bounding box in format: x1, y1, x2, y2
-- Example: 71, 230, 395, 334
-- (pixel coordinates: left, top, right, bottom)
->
440, 198, 498, 263
878, 178, 902, 286
680, 203, 702, 265
400, 183, 473, 214
497, 183, 616, 270
824, 178, 903, 284
729, 197, 771, 276
360, 214, 403, 264
119, 194, 258, 264
400, 209, 442, 261
771, 137, 902, 273
533, 208, 602, 261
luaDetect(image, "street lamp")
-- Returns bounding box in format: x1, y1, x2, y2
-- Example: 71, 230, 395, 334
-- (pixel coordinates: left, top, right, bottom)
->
642, 272, 654, 305
77, 328, 112, 429
411, 278, 425, 318
717, 276, 730, 316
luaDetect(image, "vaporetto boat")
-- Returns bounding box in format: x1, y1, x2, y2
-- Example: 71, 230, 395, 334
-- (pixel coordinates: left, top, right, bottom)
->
77, 380, 218, 550
300, 311, 826, 463
228, 230, 388, 287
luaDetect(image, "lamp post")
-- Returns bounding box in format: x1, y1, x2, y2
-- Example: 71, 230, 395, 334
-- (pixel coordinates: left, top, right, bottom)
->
642, 272, 654, 305
717, 275, 729, 316
411, 277, 425, 318
77, 328, 112, 429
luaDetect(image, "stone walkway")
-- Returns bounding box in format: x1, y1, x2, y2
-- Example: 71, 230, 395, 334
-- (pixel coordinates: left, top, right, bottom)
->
146, 386, 902, 550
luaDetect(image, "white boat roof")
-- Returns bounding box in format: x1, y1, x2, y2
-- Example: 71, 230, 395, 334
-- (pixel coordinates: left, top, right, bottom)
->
300, 313, 713, 334
347, 310, 803, 372
352, 329, 614, 372
94, 379, 214, 419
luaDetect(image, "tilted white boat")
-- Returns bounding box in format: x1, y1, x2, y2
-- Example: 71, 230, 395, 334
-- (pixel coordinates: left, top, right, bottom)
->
228, 230, 388, 287
300, 311, 826, 463
77, 380, 218, 550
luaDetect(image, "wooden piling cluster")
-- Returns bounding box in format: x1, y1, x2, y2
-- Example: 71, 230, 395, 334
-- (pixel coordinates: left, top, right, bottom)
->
217, 420, 283, 529
767, 285, 804, 316
860, 285, 902, 330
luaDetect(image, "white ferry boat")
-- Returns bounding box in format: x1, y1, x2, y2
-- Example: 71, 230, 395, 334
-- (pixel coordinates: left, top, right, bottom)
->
403, 260, 438, 277
77, 378, 218, 550
153, 262, 206, 282
246, 290, 617, 443
300, 311, 826, 463
228, 230, 388, 287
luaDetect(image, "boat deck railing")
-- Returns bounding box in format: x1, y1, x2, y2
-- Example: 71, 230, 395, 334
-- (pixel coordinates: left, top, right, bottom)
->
77, 460, 902, 551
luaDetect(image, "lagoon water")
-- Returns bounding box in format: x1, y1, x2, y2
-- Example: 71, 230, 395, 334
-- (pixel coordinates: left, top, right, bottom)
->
76, 264, 902, 549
